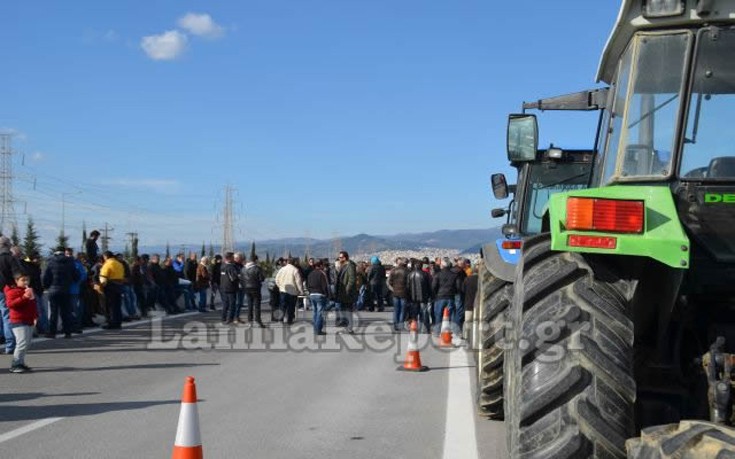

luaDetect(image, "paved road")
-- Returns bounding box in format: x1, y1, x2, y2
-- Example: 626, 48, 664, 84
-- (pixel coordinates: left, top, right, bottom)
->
0, 307, 505, 458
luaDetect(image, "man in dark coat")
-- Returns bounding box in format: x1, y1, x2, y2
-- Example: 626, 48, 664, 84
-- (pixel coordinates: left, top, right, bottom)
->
367, 257, 386, 312
85, 230, 100, 265
431, 257, 461, 335
388, 257, 409, 332
335, 251, 357, 334
220, 252, 241, 324
42, 246, 80, 338
407, 260, 432, 334
240, 255, 266, 327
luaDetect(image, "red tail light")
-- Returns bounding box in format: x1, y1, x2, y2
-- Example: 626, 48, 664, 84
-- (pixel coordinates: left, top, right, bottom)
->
501, 241, 522, 250
566, 197, 644, 233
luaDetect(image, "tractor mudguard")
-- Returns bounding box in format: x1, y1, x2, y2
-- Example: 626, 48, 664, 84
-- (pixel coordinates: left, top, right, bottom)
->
482, 241, 518, 282
548, 185, 690, 269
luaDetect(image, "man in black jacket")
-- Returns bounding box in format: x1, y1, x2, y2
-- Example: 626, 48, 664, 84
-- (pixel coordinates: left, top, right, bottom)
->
367, 257, 386, 312
431, 257, 460, 335
42, 246, 80, 338
220, 252, 240, 324
307, 260, 329, 335
240, 255, 265, 327
85, 230, 100, 265
407, 260, 432, 334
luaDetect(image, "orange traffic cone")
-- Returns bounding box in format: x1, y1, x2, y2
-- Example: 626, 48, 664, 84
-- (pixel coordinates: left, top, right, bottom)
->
172, 376, 203, 459
397, 320, 429, 372
439, 307, 453, 347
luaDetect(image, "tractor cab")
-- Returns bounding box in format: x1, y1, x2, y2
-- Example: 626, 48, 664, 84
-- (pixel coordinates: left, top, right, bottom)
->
492, 146, 595, 237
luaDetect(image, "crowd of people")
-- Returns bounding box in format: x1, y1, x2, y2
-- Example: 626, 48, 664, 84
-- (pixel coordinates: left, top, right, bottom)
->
0, 228, 479, 373
269, 251, 478, 338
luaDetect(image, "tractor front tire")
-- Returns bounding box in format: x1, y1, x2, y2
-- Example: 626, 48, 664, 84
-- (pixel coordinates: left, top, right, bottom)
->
505, 233, 636, 458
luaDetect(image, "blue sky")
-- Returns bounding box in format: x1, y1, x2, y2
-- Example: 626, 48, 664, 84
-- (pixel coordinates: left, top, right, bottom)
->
1, 0, 621, 250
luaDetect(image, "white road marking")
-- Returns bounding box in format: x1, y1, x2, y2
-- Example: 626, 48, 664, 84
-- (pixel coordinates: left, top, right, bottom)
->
443, 347, 479, 459
0, 417, 64, 444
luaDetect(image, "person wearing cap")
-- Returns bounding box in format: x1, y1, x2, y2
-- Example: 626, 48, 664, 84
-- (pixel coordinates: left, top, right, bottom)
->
367, 256, 386, 312
240, 254, 266, 327
0, 236, 22, 353
99, 250, 125, 329
42, 246, 80, 338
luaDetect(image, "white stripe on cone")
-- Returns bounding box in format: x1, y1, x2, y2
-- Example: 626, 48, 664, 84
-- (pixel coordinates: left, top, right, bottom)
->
407, 330, 419, 351
174, 403, 202, 447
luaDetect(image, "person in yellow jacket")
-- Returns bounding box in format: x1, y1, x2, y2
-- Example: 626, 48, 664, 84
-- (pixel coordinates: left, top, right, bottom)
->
99, 251, 125, 330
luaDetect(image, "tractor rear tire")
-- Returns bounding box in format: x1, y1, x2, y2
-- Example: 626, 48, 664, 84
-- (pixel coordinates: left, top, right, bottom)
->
476, 262, 513, 420
626, 421, 735, 458
505, 233, 636, 458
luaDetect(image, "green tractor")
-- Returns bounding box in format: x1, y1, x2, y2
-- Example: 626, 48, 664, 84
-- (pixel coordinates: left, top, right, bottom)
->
502, 0, 735, 457
474, 108, 601, 420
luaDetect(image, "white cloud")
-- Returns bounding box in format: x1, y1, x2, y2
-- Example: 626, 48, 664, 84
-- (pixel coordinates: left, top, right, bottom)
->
177, 13, 225, 39
140, 30, 188, 60
30, 151, 44, 163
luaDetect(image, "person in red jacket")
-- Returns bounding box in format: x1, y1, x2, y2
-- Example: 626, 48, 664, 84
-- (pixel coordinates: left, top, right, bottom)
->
5, 273, 38, 373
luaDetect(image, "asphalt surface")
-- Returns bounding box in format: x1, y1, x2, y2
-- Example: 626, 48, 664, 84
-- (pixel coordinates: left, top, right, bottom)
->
0, 304, 506, 458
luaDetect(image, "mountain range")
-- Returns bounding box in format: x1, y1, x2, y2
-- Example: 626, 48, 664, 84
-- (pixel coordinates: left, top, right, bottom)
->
137, 228, 503, 258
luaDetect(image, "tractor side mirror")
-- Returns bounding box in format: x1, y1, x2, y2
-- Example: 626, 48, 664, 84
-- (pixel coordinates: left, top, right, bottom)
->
491, 173, 509, 200
491, 208, 507, 218
502, 224, 518, 237
507, 114, 538, 162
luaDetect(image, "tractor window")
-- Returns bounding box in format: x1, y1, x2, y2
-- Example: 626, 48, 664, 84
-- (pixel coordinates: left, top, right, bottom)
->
603, 32, 691, 183
602, 41, 634, 184
521, 161, 591, 234
681, 28, 735, 180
